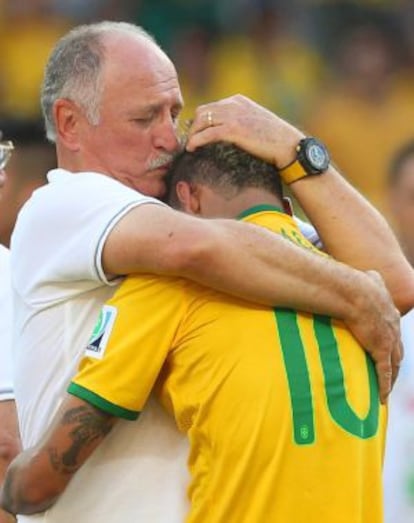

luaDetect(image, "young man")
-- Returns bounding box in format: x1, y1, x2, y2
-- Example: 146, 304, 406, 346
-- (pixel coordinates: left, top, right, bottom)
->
9, 20, 411, 523
1, 143, 387, 522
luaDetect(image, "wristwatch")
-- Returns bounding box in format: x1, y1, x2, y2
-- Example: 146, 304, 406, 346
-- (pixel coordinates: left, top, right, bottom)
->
280, 137, 330, 184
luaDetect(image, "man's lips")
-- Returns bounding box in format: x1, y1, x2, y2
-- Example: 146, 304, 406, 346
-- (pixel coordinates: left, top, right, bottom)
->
152, 163, 172, 174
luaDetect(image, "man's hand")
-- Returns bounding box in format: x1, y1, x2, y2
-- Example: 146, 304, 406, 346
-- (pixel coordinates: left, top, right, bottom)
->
344, 270, 402, 403
187, 94, 304, 169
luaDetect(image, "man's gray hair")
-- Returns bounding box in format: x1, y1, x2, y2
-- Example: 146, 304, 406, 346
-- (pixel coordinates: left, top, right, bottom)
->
41, 21, 157, 142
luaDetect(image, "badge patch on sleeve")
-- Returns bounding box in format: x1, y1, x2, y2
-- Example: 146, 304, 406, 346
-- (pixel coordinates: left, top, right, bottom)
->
85, 305, 118, 360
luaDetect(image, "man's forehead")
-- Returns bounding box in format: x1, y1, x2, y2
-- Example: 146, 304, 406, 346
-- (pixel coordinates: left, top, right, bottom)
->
103, 31, 172, 71
103, 38, 179, 88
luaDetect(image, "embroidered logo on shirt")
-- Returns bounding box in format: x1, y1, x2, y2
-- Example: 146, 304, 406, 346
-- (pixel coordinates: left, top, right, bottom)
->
85, 305, 118, 360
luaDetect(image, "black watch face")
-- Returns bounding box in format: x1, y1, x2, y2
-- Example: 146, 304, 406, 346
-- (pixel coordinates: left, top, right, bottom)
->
307, 142, 329, 171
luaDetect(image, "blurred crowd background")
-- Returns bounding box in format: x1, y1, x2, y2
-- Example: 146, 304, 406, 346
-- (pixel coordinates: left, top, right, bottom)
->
2, 0, 414, 222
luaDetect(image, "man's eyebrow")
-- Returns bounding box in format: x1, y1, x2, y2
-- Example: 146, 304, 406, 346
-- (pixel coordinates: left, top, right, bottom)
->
143, 101, 183, 114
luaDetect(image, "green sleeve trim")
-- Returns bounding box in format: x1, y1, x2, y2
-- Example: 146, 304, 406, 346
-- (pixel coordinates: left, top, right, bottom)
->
67, 382, 140, 421
237, 204, 284, 220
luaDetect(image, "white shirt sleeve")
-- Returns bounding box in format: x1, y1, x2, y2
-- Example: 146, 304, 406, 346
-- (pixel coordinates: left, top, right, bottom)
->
294, 216, 323, 249
0, 246, 14, 401
10, 169, 164, 307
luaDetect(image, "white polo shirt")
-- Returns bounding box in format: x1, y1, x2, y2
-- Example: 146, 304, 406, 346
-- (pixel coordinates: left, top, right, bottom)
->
11, 169, 189, 523
0, 245, 13, 402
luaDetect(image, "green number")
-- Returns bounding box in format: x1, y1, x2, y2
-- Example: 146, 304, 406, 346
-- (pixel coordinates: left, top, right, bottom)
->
275, 309, 379, 445
275, 308, 315, 444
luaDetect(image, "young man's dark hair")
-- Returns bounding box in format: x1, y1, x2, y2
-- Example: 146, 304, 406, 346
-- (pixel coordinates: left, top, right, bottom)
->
167, 141, 283, 207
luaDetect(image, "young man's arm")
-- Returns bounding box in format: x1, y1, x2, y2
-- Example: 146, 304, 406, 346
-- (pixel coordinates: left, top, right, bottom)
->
0, 272, 185, 516
0, 396, 116, 517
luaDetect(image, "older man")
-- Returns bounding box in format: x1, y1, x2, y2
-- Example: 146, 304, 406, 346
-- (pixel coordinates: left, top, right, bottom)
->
5, 21, 412, 523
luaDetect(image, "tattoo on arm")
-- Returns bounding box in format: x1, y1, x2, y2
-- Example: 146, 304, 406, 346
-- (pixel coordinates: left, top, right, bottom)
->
48, 404, 114, 475
0, 403, 115, 516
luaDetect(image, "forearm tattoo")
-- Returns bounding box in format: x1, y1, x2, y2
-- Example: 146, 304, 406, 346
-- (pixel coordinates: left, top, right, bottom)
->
48, 404, 114, 475
0, 404, 114, 516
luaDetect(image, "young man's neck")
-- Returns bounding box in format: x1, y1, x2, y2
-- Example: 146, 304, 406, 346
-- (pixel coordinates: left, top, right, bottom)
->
215, 187, 284, 219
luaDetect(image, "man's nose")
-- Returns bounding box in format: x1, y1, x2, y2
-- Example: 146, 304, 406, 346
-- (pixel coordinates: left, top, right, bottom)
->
154, 117, 181, 152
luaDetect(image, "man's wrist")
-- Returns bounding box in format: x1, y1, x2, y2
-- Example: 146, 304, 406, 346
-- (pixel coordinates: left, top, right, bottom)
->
273, 130, 304, 169
279, 137, 330, 185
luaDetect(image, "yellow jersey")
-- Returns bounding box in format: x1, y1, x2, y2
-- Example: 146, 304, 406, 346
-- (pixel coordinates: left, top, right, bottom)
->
69, 205, 386, 523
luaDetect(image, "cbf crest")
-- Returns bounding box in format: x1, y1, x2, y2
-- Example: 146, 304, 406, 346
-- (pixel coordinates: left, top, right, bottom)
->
85, 305, 118, 360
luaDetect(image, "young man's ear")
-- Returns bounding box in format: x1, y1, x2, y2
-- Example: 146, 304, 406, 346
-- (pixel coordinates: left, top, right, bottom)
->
175, 181, 202, 215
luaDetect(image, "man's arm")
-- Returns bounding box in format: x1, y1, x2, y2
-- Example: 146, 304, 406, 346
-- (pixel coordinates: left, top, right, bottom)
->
180, 93, 414, 394
0, 396, 116, 516
103, 195, 401, 402
289, 168, 414, 314
103, 204, 381, 314
0, 401, 20, 523
185, 94, 414, 314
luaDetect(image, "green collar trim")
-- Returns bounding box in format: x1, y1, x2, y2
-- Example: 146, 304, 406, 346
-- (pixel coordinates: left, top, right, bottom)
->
237, 204, 284, 220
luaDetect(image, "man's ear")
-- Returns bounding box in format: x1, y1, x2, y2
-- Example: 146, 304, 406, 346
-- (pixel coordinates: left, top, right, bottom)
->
175, 181, 202, 215
53, 98, 82, 152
